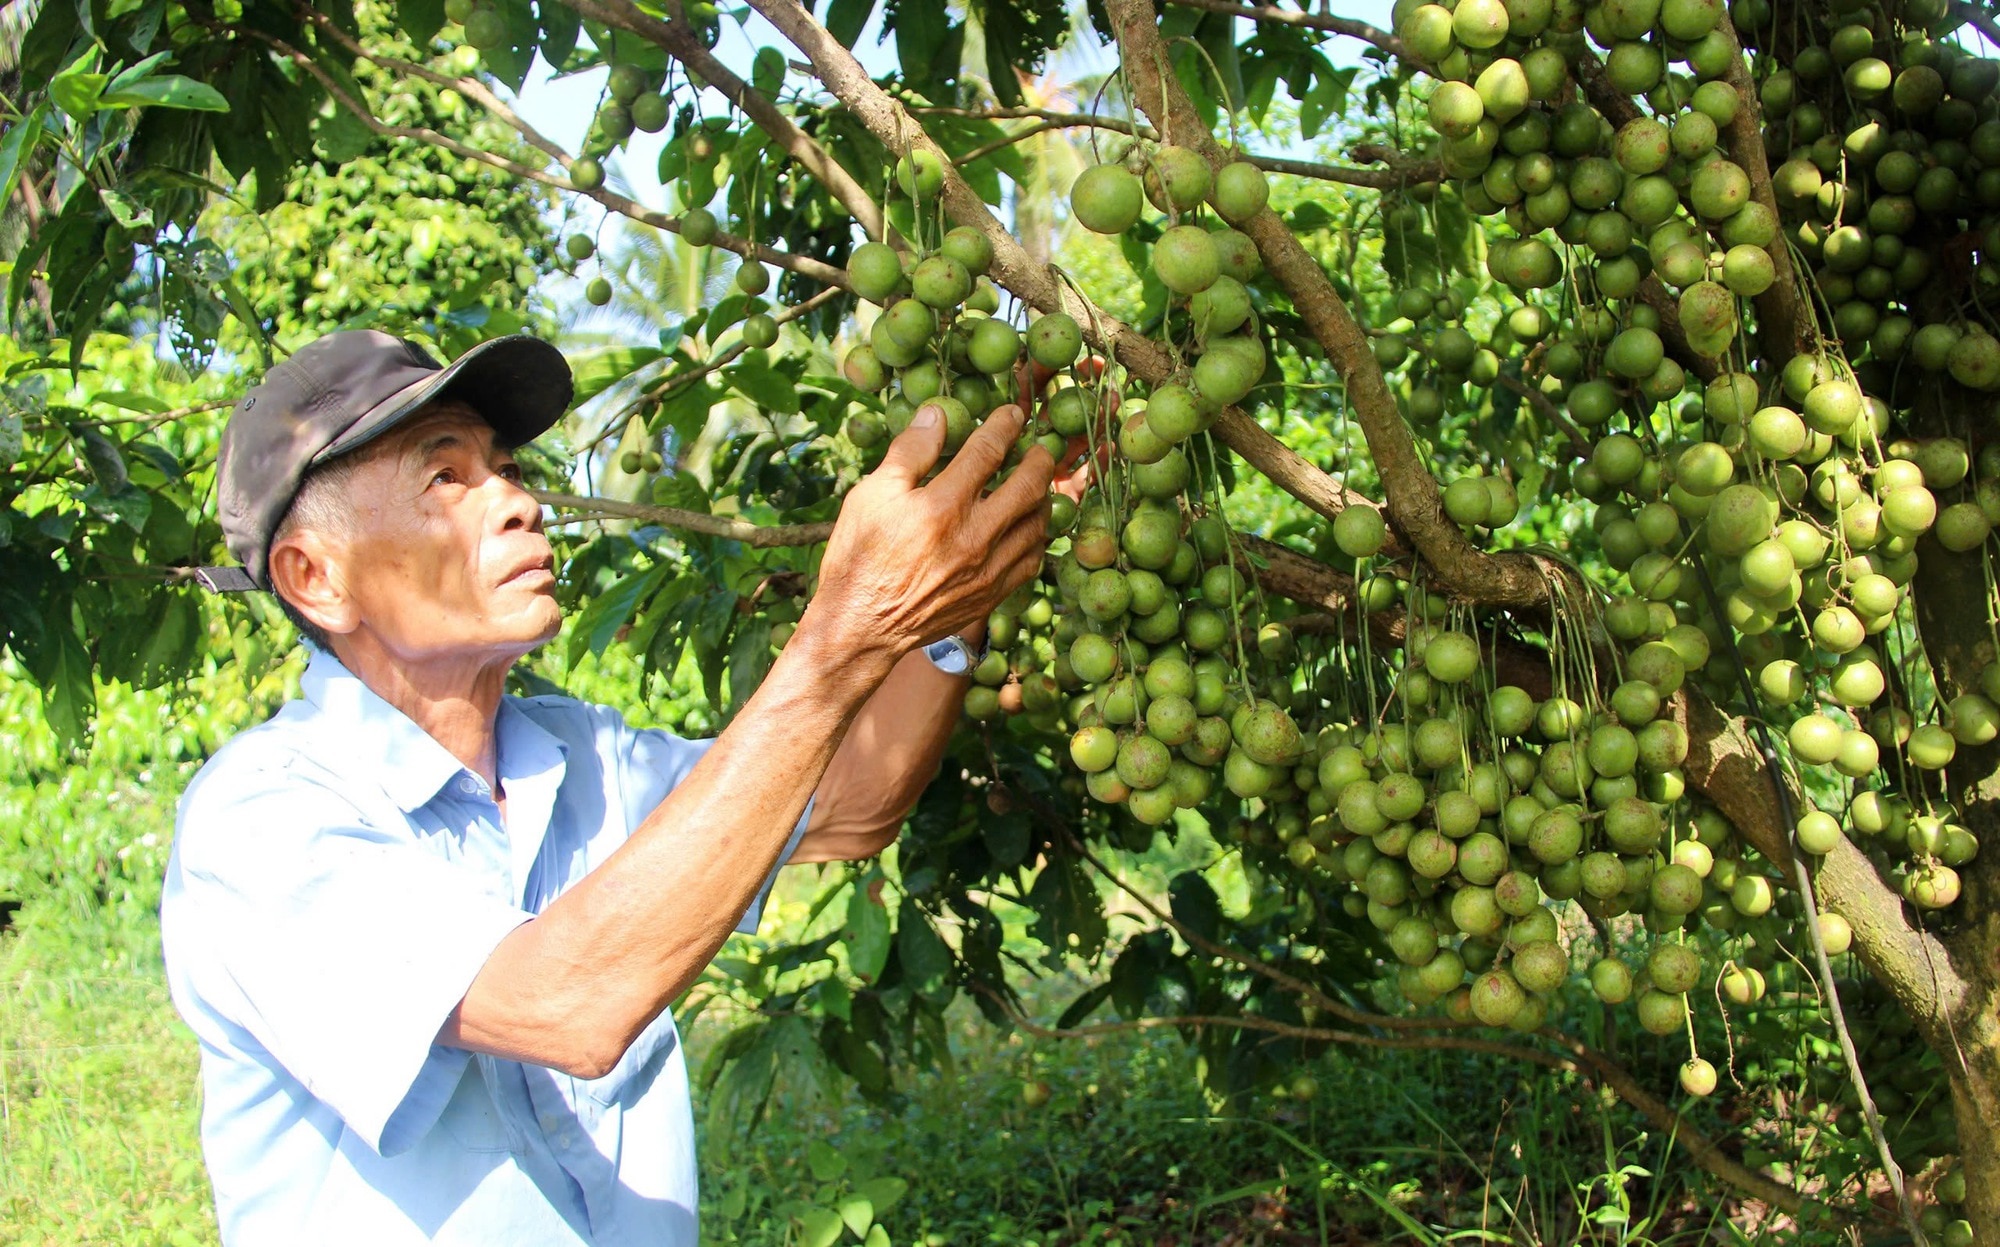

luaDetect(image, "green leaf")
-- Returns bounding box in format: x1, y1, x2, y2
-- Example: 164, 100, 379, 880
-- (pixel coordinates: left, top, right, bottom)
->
103, 50, 174, 94
0, 107, 47, 217
134, 593, 200, 689
752, 46, 787, 97
724, 359, 801, 416
892, 0, 949, 81
896, 898, 952, 1000
49, 71, 108, 119
39, 620, 95, 751
101, 75, 230, 112
805, 1139, 848, 1183
1169, 873, 1223, 944
837, 1194, 874, 1237
1055, 981, 1113, 1029
843, 874, 892, 984
1026, 856, 1107, 965
853, 1176, 907, 1216
98, 188, 153, 230
541, 1, 582, 71
862, 1226, 889, 1247
723, 618, 772, 721
798, 1207, 845, 1247
397, 0, 448, 44
568, 345, 665, 405
815, 974, 852, 1022
567, 562, 670, 666
825, 0, 874, 46
980, 806, 1029, 867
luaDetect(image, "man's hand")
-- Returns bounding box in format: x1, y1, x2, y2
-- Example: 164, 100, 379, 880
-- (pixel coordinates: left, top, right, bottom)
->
809, 400, 1056, 662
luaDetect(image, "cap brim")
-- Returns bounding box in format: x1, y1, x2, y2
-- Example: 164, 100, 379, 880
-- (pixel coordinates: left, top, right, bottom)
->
317, 335, 573, 463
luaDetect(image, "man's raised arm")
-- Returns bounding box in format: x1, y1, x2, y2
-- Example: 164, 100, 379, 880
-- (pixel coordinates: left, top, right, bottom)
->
439, 402, 1053, 1079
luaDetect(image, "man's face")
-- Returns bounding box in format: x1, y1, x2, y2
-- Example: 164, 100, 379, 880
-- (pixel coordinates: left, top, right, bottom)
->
322, 403, 561, 664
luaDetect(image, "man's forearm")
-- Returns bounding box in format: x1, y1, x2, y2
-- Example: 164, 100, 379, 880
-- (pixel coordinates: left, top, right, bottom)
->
794, 623, 982, 862
442, 615, 896, 1077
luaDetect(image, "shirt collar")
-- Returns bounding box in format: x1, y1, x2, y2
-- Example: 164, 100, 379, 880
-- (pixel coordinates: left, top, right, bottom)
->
297, 649, 569, 819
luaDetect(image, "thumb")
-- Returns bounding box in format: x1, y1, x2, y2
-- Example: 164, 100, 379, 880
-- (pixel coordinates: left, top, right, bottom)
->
872, 402, 947, 485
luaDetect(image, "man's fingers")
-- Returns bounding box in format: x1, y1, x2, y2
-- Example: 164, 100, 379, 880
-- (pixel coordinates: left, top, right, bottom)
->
981, 441, 1057, 529
870, 403, 948, 486
985, 508, 1054, 596
931, 404, 1026, 504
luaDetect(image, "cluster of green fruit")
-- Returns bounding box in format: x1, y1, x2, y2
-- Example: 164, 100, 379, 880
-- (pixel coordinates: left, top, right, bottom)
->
836, 197, 1053, 459
1069, 148, 1273, 408
1230, 623, 1787, 1091
1386, 0, 2000, 917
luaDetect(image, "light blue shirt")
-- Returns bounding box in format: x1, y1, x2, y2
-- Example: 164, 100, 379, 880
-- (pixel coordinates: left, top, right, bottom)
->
160, 650, 810, 1245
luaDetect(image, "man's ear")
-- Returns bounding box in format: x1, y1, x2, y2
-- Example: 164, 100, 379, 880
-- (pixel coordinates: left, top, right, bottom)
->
268, 530, 360, 639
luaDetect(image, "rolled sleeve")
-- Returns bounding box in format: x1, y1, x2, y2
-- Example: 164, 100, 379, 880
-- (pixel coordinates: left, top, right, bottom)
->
166, 768, 531, 1156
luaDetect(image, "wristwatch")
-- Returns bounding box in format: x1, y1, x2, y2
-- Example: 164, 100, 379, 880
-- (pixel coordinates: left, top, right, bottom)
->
922, 633, 989, 676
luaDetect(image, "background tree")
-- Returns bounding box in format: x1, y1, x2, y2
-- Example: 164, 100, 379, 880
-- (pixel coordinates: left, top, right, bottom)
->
7, 0, 2000, 1237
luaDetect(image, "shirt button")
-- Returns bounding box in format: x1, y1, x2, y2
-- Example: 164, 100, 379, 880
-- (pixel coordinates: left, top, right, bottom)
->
538, 1111, 561, 1133
459, 776, 481, 795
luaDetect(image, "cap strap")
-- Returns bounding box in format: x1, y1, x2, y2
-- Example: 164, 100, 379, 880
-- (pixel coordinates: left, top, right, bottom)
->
193, 566, 261, 593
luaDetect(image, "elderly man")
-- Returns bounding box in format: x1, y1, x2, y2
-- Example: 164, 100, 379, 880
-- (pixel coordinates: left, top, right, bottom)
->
160, 329, 1056, 1244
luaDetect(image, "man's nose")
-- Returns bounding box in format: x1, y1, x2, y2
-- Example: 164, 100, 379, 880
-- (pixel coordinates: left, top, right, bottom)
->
491, 471, 543, 534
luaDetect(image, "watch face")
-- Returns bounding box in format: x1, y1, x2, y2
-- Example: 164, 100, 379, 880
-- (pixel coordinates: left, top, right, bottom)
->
925, 637, 971, 675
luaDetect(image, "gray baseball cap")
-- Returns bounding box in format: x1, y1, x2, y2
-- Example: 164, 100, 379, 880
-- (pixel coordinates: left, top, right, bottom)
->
198, 330, 573, 592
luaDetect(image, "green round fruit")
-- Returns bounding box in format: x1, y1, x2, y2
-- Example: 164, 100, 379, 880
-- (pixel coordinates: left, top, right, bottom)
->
1143, 146, 1214, 212
570, 156, 604, 190
680, 207, 718, 247
464, 6, 508, 49
735, 262, 770, 296
1153, 225, 1221, 295
895, 149, 947, 200
1590, 957, 1633, 1003
585, 276, 613, 306
1027, 313, 1083, 368
911, 255, 973, 309
1679, 1057, 1718, 1097
939, 226, 994, 276
564, 234, 596, 261
741, 313, 778, 350
967, 318, 1021, 374
630, 93, 669, 133
1334, 506, 1388, 558
1191, 275, 1252, 338
1453, 0, 1510, 48
1212, 161, 1269, 222
1071, 164, 1144, 233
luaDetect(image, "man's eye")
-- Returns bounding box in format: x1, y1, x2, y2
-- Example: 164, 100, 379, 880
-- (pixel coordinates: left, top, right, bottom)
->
499, 463, 523, 481
431, 469, 456, 486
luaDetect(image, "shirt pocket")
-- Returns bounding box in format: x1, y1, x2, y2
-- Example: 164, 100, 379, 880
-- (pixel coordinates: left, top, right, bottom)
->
577, 1011, 678, 1108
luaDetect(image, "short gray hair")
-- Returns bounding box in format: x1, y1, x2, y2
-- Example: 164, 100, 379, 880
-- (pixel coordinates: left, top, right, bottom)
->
268, 451, 369, 651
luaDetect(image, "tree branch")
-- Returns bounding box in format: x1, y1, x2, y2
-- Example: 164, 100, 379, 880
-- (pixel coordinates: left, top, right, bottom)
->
531, 489, 835, 546
740, 0, 1389, 541
1157, 0, 1401, 54
1715, 16, 1814, 361
903, 105, 1441, 187
1105, 0, 1558, 609
559, 0, 899, 248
